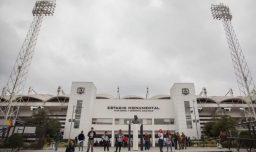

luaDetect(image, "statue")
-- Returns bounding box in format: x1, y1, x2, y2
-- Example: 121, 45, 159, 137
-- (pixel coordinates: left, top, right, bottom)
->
132, 115, 140, 124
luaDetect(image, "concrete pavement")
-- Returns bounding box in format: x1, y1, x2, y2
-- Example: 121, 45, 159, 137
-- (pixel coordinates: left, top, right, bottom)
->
0, 146, 232, 152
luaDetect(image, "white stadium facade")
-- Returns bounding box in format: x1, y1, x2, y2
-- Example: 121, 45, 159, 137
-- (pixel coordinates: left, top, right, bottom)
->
1, 82, 255, 147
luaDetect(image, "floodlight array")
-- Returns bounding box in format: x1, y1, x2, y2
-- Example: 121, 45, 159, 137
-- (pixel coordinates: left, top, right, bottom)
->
211, 3, 256, 121
32, 0, 56, 16
211, 4, 232, 21
0, 0, 55, 123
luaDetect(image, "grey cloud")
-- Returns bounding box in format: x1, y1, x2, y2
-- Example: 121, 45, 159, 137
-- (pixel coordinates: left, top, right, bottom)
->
0, 0, 255, 97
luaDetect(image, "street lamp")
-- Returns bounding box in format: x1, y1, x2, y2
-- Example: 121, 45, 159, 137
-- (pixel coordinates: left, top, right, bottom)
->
68, 105, 76, 140
192, 100, 199, 139
127, 120, 131, 151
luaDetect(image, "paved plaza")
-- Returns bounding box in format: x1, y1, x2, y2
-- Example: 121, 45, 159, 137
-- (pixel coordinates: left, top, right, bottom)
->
0, 147, 233, 152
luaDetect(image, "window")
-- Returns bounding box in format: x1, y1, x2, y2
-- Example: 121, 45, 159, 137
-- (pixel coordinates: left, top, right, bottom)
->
142, 119, 152, 125
92, 118, 112, 125
184, 101, 192, 129
154, 118, 174, 125
115, 118, 133, 125
74, 100, 83, 128
114, 118, 152, 125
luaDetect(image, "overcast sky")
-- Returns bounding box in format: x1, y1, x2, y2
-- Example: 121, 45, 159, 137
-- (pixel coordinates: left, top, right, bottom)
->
0, 0, 255, 97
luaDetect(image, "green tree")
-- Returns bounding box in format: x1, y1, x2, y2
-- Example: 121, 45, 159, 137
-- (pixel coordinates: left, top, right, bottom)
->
204, 121, 215, 137
28, 109, 61, 149
203, 116, 236, 137
7, 134, 24, 152
47, 118, 62, 138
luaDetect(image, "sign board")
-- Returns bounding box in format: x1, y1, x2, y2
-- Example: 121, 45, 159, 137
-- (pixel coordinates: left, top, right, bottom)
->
107, 106, 160, 112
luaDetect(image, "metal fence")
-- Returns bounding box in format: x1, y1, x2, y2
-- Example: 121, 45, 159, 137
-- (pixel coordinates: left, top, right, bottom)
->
228, 121, 256, 152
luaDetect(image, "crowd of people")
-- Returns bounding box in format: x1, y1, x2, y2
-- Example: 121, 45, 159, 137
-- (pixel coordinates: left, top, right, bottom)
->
53, 128, 192, 152
157, 129, 191, 152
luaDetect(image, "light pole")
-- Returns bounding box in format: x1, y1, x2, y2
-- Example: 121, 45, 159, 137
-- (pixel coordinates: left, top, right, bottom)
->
211, 3, 256, 121
1, 0, 56, 122
68, 105, 75, 140
192, 100, 199, 139
127, 120, 131, 151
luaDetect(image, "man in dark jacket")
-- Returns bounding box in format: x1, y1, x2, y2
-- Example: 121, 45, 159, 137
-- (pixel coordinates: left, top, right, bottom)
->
54, 131, 63, 151
87, 127, 96, 152
78, 131, 85, 151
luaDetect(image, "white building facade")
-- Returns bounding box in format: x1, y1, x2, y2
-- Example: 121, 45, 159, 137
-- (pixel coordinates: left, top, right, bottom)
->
63, 82, 200, 147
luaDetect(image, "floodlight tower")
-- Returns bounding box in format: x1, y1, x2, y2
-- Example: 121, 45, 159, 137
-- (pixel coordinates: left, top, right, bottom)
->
211, 3, 256, 121
0, 0, 56, 121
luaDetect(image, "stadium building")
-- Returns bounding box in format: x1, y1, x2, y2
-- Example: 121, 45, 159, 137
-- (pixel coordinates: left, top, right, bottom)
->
0, 82, 254, 147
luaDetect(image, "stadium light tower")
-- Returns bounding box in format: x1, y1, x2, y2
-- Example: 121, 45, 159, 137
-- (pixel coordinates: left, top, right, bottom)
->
211, 3, 256, 121
0, 0, 56, 122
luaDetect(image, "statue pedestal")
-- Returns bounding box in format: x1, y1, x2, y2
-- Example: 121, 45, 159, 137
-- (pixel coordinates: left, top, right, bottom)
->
132, 124, 139, 151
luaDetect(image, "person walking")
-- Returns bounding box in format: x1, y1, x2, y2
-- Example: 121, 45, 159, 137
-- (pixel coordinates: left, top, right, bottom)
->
54, 131, 63, 152
86, 127, 96, 152
123, 136, 128, 147
158, 129, 164, 152
173, 132, 177, 150
144, 133, 150, 150
187, 136, 191, 147
166, 131, 173, 152
115, 129, 124, 152
176, 132, 181, 150
75, 137, 78, 146
66, 140, 75, 152
181, 132, 186, 149
78, 131, 85, 151
219, 130, 227, 148
102, 131, 110, 151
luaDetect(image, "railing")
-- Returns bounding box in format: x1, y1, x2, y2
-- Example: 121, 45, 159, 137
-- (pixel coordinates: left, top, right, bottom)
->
228, 137, 256, 152
227, 121, 256, 152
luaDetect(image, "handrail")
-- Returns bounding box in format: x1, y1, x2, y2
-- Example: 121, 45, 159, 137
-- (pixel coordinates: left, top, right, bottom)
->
227, 121, 256, 152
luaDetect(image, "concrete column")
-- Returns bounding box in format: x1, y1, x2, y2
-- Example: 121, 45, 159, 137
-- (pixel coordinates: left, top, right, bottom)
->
132, 124, 139, 150
152, 130, 155, 147
111, 130, 115, 147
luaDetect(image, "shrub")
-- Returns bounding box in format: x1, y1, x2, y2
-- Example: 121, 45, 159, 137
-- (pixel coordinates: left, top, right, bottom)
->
7, 134, 24, 149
